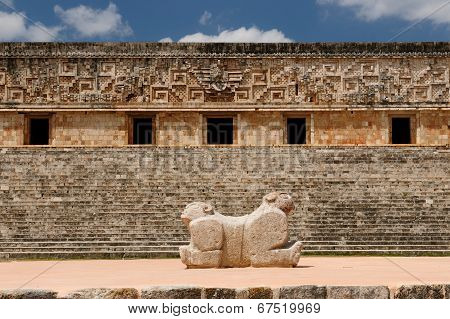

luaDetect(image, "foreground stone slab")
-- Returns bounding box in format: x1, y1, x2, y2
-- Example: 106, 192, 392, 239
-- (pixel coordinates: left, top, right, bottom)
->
237, 287, 274, 299
180, 192, 302, 268
202, 288, 237, 299
0, 289, 57, 299
1, 284, 450, 299
64, 288, 139, 299
141, 287, 202, 299
327, 286, 389, 299
279, 285, 327, 299
394, 285, 445, 299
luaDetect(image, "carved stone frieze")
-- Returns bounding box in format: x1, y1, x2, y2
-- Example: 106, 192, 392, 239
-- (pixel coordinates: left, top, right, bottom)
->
0, 43, 448, 107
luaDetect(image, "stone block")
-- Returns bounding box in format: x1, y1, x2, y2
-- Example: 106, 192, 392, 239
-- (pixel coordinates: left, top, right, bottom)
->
279, 285, 327, 299
141, 286, 201, 299
237, 287, 273, 299
327, 286, 360, 299
0, 289, 57, 299
202, 288, 237, 299
64, 288, 139, 299
359, 286, 390, 299
394, 285, 445, 299
327, 286, 389, 299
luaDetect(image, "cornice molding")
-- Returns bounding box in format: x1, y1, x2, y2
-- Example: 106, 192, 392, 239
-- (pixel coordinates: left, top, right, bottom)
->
0, 42, 449, 58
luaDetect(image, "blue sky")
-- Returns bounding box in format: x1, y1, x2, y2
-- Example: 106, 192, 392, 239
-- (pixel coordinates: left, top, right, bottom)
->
0, 0, 449, 42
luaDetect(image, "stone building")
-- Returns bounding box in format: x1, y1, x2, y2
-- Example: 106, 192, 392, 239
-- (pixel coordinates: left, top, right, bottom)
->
0, 42, 448, 147
0, 43, 448, 259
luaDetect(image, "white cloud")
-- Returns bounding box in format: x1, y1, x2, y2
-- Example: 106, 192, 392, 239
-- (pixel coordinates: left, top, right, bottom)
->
199, 10, 212, 25
25, 24, 61, 41
0, 10, 60, 41
177, 26, 293, 42
54, 2, 133, 38
317, 0, 450, 24
159, 37, 174, 43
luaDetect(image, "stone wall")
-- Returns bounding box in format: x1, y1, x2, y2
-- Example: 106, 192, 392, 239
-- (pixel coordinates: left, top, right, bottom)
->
419, 111, 449, 145
0, 146, 448, 258
0, 110, 448, 146
238, 112, 285, 146
0, 112, 24, 146
1, 284, 449, 299
156, 112, 202, 146
52, 112, 127, 146
314, 111, 387, 145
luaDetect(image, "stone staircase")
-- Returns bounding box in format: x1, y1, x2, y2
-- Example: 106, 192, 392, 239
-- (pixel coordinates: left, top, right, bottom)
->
0, 146, 449, 259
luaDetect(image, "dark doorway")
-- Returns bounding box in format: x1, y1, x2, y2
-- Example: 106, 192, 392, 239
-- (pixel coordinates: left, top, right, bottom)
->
29, 118, 50, 145
392, 117, 411, 144
132, 118, 153, 144
207, 117, 233, 144
287, 118, 306, 144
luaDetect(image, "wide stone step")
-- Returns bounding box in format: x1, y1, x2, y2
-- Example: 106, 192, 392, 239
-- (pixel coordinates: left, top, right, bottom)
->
302, 245, 450, 250
0, 246, 181, 252
2, 249, 450, 260
2, 245, 448, 253
0, 251, 180, 259
0, 240, 187, 246
2, 239, 448, 246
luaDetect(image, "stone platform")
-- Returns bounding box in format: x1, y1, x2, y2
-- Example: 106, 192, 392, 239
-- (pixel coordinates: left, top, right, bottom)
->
0, 257, 449, 299
1, 146, 449, 258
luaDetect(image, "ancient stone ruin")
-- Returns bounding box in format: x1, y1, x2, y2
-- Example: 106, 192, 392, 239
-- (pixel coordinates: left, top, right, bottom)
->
180, 192, 303, 268
0, 43, 448, 259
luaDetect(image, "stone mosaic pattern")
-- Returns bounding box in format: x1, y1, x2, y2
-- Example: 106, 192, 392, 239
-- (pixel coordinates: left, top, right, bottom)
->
0, 146, 448, 258
0, 43, 448, 108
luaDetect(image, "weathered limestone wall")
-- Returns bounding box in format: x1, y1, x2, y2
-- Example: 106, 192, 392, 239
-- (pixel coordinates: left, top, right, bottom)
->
1, 110, 447, 146
53, 112, 127, 146
0, 146, 448, 258
419, 111, 449, 145
0, 113, 23, 146
314, 111, 387, 145
238, 112, 284, 146
312, 111, 450, 145
156, 112, 202, 146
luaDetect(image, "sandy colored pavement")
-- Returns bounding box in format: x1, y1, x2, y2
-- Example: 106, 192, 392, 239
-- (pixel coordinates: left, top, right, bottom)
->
0, 257, 449, 295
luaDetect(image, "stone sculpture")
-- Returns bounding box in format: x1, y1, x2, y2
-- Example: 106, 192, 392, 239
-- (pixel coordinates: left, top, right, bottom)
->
179, 192, 303, 268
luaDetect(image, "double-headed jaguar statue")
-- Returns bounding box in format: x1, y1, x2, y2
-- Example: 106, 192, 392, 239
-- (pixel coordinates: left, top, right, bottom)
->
179, 192, 303, 268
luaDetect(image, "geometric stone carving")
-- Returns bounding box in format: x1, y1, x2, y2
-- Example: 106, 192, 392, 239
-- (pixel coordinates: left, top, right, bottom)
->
188, 88, 204, 102
99, 63, 116, 77
179, 192, 303, 268
7, 88, 24, 103
59, 62, 77, 76
0, 43, 448, 107
270, 88, 286, 101
152, 88, 169, 103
